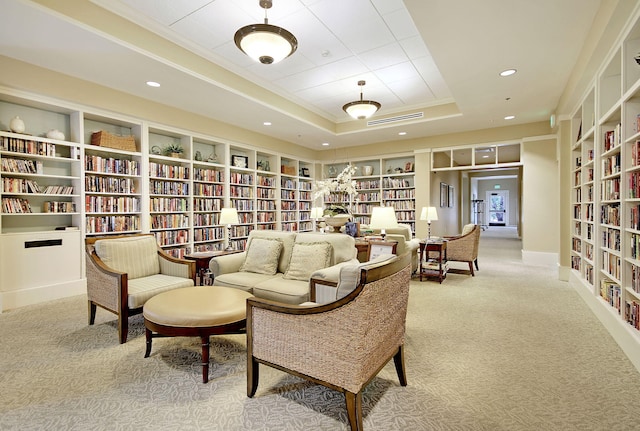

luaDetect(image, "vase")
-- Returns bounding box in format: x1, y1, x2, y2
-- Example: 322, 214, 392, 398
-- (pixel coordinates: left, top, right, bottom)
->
9, 116, 25, 133
363, 165, 373, 176
170, 152, 181, 158
46, 129, 65, 140
324, 214, 352, 230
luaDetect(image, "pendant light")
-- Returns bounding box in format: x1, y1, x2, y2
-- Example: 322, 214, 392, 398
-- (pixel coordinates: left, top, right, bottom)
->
342, 80, 381, 119
234, 0, 298, 65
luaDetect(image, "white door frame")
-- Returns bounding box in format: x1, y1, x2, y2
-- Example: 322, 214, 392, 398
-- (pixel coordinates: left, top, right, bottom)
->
486, 190, 509, 226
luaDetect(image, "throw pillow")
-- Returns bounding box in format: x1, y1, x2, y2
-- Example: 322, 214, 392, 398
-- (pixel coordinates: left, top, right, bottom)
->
240, 238, 282, 275
284, 242, 332, 281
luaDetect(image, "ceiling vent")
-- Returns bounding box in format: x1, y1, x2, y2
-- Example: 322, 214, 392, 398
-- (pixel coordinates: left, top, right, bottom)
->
367, 112, 424, 126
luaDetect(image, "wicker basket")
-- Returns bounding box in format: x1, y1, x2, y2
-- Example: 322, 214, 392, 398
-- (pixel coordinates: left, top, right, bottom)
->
91, 131, 137, 152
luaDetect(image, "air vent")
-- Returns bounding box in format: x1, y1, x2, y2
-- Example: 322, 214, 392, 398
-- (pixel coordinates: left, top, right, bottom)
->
367, 112, 424, 126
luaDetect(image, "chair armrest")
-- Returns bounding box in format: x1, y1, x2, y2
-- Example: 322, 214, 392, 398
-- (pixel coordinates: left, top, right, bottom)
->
209, 252, 246, 276
85, 250, 126, 312
406, 238, 420, 252
309, 277, 338, 303
158, 252, 196, 282
310, 258, 359, 284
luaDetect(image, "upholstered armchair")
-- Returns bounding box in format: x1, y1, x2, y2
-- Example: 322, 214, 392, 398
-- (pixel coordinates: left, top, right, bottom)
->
246, 253, 411, 431
85, 234, 196, 343
443, 224, 480, 275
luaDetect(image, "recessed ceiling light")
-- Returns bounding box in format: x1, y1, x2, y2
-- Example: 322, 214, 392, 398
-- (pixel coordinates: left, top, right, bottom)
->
146, 81, 160, 87
500, 69, 517, 77
263, 121, 272, 126
482, 155, 490, 158
321, 142, 330, 146
398, 132, 407, 136
504, 115, 515, 120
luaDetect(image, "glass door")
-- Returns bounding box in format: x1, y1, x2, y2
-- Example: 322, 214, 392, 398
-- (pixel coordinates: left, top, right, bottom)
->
487, 191, 509, 226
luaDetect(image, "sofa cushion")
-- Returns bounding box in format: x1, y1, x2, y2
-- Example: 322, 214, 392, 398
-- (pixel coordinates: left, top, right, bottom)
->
284, 242, 332, 281
240, 238, 282, 275
94, 235, 159, 280
461, 224, 475, 236
127, 273, 194, 309
295, 232, 356, 265
253, 274, 310, 304
246, 230, 296, 274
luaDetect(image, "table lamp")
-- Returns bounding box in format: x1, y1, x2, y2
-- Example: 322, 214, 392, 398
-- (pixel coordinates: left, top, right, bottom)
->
369, 206, 398, 240
219, 208, 240, 251
420, 206, 438, 240
310, 207, 324, 233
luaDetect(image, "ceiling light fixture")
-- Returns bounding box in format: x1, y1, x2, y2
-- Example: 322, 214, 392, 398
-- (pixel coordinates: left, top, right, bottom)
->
342, 80, 381, 120
500, 69, 517, 77
146, 81, 160, 87
504, 115, 515, 120
234, 0, 297, 65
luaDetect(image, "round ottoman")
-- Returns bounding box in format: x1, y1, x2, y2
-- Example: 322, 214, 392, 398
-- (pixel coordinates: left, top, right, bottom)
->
143, 286, 253, 383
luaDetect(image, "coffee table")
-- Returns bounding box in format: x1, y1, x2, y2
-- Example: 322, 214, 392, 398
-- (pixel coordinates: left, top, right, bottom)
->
143, 286, 253, 383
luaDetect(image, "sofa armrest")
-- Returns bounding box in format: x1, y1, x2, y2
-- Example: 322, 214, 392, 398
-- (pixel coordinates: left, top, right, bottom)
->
406, 238, 420, 252
309, 258, 359, 285
209, 252, 246, 276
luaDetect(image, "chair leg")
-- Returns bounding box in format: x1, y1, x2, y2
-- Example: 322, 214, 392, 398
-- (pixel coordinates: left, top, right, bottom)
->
118, 310, 129, 344
144, 327, 153, 358
247, 356, 259, 397
345, 391, 363, 431
474, 259, 479, 271
469, 261, 475, 276
201, 335, 210, 384
88, 301, 96, 325
393, 345, 407, 386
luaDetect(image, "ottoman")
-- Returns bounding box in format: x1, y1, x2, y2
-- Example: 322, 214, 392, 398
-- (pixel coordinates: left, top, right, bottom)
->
143, 286, 253, 383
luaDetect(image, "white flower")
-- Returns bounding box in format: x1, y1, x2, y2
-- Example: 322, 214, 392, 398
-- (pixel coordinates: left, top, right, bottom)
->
313, 164, 358, 200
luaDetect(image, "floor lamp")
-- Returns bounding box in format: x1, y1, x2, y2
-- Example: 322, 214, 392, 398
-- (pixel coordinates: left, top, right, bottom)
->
420, 206, 438, 240
219, 208, 239, 251
369, 206, 398, 239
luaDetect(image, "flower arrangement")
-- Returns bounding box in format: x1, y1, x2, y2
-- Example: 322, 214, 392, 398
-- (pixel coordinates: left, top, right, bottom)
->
164, 143, 184, 156
312, 164, 358, 200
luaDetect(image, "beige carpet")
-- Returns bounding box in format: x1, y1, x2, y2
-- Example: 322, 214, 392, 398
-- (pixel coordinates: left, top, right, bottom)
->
1, 227, 639, 430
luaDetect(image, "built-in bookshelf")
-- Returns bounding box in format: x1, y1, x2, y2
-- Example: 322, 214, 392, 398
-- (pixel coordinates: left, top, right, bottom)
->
569, 11, 640, 361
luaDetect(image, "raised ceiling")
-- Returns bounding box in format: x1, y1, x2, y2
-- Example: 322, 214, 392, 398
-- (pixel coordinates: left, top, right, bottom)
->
0, 0, 602, 149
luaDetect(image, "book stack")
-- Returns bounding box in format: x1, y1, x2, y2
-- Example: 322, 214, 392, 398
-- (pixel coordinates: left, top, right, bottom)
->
423, 258, 449, 273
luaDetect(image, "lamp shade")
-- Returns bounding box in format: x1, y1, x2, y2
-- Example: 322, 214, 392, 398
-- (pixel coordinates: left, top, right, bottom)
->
369, 206, 398, 230
420, 207, 439, 222
343, 80, 381, 120
219, 208, 239, 225
310, 207, 324, 219
234, 0, 297, 65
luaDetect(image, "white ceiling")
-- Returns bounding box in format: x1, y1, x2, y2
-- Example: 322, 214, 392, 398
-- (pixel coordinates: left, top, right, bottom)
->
0, 0, 601, 150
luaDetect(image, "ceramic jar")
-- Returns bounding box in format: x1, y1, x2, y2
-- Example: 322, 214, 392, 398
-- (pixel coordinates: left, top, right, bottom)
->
362, 165, 374, 176
46, 129, 65, 140
9, 116, 25, 133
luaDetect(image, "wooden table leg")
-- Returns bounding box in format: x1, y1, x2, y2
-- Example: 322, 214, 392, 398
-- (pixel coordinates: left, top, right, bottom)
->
144, 328, 153, 358
201, 335, 210, 383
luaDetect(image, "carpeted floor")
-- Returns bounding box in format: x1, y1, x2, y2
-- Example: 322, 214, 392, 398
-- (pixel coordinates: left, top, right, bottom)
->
1, 227, 639, 430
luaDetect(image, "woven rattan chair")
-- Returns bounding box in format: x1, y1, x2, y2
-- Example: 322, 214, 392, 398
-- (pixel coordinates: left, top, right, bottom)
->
85, 234, 196, 344
443, 224, 480, 275
246, 253, 411, 431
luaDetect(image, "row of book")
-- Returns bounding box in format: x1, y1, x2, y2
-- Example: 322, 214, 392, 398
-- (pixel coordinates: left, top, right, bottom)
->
630, 205, 640, 230
603, 123, 621, 152
601, 227, 620, 252
193, 227, 223, 242
382, 178, 411, 188
257, 200, 276, 211
86, 215, 139, 233
230, 184, 253, 198
232, 199, 254, 211
193, 167, 224, 183
149, 162, 189, 180
1, 136, 56, 156
600, 279, 621, 312
151, 214, 189, 229
631, 140, 640, 167
1, 157, 42, 174
150, 197, 188, 212
153, 229, 189, 247
85, 196, 139, 213
85, 174, 136, 194
2, 197, 31, 213
355, 180, 381, 189
628, 171, 640, 199
600, 203, 620, 226
193, 197, 222, 212
625, 300, 640, 330
281, 201, 296, 211
2, 178, 73, 194
388, 200, 416, 210
281, 179, 296, 189
601, 153, 621, 177
256, 175, 276, 187
230, 172, 253, 185
150, 180, 189, 196
193, 213, 219, 226
42, 201, 75, 213
192, 183, 224, 196
383, 189, 415, 199
84, 155, 140, 176
601, 250, 621, 280
600, 177, 620, 201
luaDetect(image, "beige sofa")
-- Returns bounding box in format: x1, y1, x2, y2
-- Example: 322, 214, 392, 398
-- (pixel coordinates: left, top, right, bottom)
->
210, 230, 358, 304
360, 223, 420, 272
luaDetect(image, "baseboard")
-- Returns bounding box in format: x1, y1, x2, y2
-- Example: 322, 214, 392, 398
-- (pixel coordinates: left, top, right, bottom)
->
0, 278, 86, 312
558, 265, 571, 282
522, 250, 558, 267
570, 271, 640, 374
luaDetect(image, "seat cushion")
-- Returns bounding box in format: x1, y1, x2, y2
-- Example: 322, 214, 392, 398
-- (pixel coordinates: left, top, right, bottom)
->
239, 238, 282, 275
284, 242, 332, 281
213, 271, 279, 292
95, 235, 159, 280
127, 274, 194, 309
253, 275, 310, 304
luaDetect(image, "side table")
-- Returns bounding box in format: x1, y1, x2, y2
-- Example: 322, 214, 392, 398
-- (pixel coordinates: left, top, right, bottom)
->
185, 249, 243, 285
419, 240, 448, 283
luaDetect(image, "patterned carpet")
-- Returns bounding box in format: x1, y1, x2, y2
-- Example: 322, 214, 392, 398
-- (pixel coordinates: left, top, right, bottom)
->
1, 227, 639, 430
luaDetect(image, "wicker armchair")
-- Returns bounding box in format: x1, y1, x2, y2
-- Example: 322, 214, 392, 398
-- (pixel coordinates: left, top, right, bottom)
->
85, 234, 196, 344
443, 224, 480, 275
246, 253, 411, 431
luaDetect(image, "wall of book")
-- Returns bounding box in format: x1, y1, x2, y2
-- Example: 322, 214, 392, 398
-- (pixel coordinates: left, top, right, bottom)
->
322, 154, 416, 232
0, 89, 319, 309
570, 14, 640, 354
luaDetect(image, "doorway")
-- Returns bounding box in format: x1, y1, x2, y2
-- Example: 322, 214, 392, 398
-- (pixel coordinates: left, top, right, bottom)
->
487, 190, 509, 226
